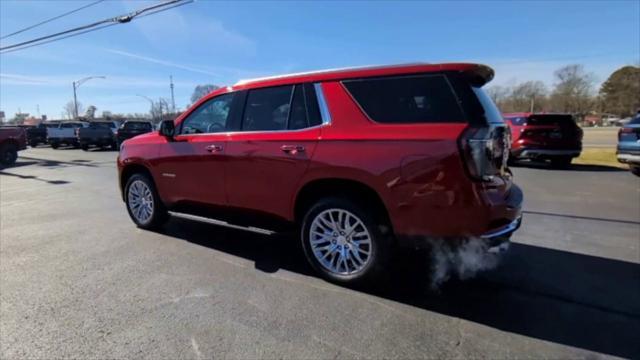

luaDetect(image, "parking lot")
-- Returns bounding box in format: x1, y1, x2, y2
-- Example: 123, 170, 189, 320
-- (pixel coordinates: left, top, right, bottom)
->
1, 147, 639, 359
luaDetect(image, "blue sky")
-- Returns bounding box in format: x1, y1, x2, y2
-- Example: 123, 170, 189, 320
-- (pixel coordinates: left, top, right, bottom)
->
1, 0, 638, 120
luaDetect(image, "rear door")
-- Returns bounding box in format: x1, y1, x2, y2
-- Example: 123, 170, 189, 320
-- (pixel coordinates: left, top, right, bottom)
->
224, 84, 322, 220
155, 93, 238, 207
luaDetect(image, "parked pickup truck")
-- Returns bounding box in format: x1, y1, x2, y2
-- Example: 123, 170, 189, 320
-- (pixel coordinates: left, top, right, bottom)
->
116, 121, 154, 147
25, 122, 58, 147
47, 121, 88, 149
0, 127, 27, 166
77, 121, 118, 150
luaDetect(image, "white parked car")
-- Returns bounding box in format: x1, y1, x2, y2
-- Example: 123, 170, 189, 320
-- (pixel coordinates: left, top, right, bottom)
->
46, 121, 88, 149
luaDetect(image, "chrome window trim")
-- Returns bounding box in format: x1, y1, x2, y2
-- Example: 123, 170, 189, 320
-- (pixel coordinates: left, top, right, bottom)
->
172, 123, 325, 138
314, 83, 332, 125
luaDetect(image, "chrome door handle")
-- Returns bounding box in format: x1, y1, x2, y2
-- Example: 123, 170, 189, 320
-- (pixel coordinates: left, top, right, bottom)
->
281, 145, 305, 154
206, 144, 223, 153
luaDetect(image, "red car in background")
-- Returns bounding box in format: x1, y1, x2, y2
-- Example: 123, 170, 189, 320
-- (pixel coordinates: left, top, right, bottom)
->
118, 63, 523, 285
503, 112, 583, 168
0, 127, 27, 166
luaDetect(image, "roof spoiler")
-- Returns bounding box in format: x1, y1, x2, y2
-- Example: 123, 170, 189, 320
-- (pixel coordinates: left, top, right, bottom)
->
461, 64, 494, 87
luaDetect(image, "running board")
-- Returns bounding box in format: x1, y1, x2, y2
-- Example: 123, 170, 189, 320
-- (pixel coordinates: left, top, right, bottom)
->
169, 211, 276, 236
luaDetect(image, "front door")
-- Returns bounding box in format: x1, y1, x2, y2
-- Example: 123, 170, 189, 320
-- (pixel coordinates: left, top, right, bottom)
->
156, 93, 236, 207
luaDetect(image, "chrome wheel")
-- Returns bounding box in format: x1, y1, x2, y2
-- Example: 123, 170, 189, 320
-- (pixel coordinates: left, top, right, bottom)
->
128, 180, 154, 224
309, 209, 373, 275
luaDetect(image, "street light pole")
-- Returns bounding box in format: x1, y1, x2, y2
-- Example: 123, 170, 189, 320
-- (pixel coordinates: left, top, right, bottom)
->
72, 76, 105, 119
136, 94, 155, 121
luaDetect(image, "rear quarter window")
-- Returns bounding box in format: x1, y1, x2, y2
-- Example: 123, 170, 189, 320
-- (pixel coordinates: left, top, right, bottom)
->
342, 74, 465, 124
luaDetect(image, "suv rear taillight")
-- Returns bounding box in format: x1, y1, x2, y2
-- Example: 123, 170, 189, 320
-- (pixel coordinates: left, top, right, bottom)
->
460, 125, 510, 181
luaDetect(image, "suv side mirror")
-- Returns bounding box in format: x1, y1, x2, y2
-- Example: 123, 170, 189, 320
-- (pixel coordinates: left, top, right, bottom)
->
159, 120, 175, 138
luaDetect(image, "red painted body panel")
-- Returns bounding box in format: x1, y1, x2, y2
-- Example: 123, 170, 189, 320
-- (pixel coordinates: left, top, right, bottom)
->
118, 63, 522, 242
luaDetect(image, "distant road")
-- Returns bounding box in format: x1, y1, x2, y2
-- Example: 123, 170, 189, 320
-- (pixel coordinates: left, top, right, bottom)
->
581, 127, 618, 148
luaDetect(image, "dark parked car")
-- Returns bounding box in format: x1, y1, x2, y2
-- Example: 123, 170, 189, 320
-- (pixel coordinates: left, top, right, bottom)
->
116, 121, 154, 147
77, 121, 118, 150
0, 127, 27, 166
118, 63, 523, 286
617, 114, 640, 176
503, 112, 583, 168
24, 123, 50, 147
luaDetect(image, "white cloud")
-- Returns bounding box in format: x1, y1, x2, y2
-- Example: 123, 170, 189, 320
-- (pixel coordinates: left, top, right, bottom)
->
104, 48, 219, 76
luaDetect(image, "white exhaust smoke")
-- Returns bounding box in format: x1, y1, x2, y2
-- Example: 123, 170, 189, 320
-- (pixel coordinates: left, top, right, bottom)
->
428, 237, 505, 289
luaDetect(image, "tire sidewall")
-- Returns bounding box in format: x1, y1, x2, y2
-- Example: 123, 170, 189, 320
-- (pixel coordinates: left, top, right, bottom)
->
301, 197, 389, 285
124, 173, 167, 229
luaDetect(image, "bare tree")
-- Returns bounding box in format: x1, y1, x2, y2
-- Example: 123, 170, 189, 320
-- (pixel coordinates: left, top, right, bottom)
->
549, 64, 595, 117
190, 84, 220, 104
486, 85, 510, 105
64, 101, 83, 119
150, 98, 170, 123
85, 105, 97, 120
510, 81, 547, 112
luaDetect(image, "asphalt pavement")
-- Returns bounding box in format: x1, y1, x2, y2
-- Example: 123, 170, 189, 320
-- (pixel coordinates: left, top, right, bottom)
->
1, 147, 639, 359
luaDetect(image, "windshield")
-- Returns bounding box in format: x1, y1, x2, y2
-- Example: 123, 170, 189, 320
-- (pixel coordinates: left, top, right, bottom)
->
124, 122, 152, 130
629, 114, 640, 125
89, 123, 112, 129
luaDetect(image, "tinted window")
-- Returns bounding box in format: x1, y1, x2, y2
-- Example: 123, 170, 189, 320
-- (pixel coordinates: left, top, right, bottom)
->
124, 122, 152, 130
242, 86, 293, 131
629, 115, 640, 125
343, 74, 464, 123
289, 85, 308, 130
472, 86, 504, 124
181, 93, 234, 134
528, 114, 575, 125
304, 83, 322, 127
507, 117, 527, 126
61, 123, 83, 128
89, 123, 112, 129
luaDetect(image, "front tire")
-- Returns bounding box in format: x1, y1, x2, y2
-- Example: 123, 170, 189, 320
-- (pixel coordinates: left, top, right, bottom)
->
630, 166, 640, 177
301, 197, 391, 287
81, 144, 89, 151
0, 143, 18, 166
124, 173, 168, 229
50, 142, 59, 149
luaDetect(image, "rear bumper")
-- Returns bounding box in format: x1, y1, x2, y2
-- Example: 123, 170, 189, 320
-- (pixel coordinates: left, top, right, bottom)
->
395, 183, 523, 249
514, 148, 581, 158
617, 153, 640, 164
48, 137, 78, 144
80, 138, 114, 145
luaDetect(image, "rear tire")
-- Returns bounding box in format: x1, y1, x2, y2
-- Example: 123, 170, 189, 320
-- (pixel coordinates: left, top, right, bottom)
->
550, 156, 572, 169
0, 143, 18, 166
124, 173, 168, 229
301, 197, 391, 287
29, 140, 38, 148
81, 144, 89, 151
630, 166, 640, 177
50, 142, 59, 149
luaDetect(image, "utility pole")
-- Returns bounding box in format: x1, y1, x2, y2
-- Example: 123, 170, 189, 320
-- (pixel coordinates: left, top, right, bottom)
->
72, 76, 105, 119
170, 75, 176, 113
530, 97, 535, 113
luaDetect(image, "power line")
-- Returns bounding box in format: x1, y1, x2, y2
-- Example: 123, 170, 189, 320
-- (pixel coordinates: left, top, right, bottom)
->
0, 0, 192, 54
0, 0, 105, 40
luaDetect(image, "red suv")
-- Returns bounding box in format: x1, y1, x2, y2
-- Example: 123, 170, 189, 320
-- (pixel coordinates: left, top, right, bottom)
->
504, 112, 583, 168
118, 63, 523, 285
